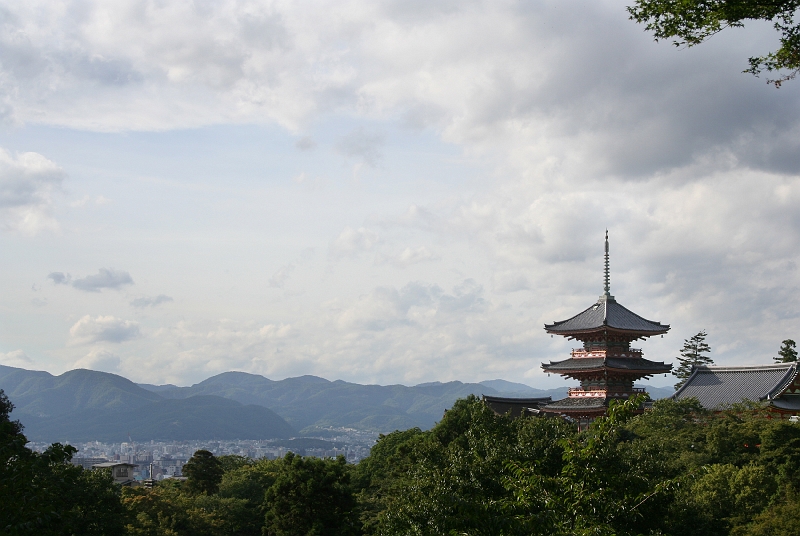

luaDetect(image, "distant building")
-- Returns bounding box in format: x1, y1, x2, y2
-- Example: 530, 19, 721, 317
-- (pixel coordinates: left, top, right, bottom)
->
673, 363, 800, 416
92, 462, 138, 485
71, 457, 109, 470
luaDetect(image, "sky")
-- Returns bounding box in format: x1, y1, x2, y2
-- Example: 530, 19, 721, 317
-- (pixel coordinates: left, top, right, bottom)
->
0, 0, 799, 389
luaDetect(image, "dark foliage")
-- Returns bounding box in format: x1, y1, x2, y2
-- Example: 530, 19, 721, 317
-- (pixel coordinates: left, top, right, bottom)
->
183, 449, 225, 495
775, 339, 798, 362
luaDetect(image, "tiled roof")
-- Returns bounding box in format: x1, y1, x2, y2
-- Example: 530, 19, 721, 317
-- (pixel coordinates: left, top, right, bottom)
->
542, 397, 607, 411
772, 395, 800, 411
542, 357, 672, 374
482, 395, 552, 418
673, 364, 797, 410
545, 296, 669, 335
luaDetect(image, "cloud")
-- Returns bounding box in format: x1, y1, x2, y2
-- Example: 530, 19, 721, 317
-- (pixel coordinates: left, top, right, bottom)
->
269, 264, 295, 288
69, 315, 141, 345
47, 272, 71, 285
295, 136, 316, 151
130, 294, 173, 308
329, 227, 380, 259
335, 128, 384, 167
375, 246, 438, 267
71, 268, 134, 292
492, 272, 531, 293
0, 148, 64, 234
0, 350, 35, 369
0, 0, 796, 182
73, 349, 121, 373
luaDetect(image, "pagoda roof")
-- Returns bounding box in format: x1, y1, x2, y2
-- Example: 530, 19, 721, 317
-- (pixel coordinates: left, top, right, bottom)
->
541, 397, 608, 413
673, 363, 798, 410
542, 356, 672, 375
545, 296, 669, 336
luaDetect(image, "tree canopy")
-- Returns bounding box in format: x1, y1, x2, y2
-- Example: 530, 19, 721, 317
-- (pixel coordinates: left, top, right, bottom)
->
628, 0, 800, 87
183, 449, 225, 495
775, 339, 798, 362
6, 388, 800, 534
674, 330, 713, 389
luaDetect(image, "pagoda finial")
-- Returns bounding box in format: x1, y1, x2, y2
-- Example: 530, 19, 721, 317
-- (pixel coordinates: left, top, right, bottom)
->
601, 230, 614, 300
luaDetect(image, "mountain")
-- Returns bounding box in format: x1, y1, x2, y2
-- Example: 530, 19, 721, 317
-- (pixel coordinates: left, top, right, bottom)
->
0, 365, 295, 442
138, 372, 495, 432
479, 379, 570, 399
639, 385, 675, 400
20, 395, 296, 442
0, 365, 163, 417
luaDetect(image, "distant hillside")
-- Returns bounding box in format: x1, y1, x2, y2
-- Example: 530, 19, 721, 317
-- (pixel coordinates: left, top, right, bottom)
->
0, 365, 162, 416
0, 365, 295, 442
20, 395, 296, 442
139, 372, 497, 432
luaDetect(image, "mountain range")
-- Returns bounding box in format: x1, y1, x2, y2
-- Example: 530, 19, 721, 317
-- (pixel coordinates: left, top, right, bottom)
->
0, 364, 674, 443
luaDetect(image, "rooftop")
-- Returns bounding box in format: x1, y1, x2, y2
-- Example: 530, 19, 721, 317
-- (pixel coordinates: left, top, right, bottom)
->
673, 364, 798, 410
542, 356, 672, 374
545, 296, 669, 336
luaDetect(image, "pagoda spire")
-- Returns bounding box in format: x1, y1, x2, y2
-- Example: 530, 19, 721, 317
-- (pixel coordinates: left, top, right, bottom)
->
602, 230, 614, 300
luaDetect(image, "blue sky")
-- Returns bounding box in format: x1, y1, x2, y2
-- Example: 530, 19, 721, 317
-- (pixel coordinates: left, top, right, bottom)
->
0, 1, 798, 388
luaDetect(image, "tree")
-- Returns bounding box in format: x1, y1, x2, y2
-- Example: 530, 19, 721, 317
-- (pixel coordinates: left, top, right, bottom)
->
263, 453, 358, 536
0, 389, 124, 535
774, 339, 798, 363
628, 0, 800, 87
674, 330, 713, 390
183, 449, 224, 495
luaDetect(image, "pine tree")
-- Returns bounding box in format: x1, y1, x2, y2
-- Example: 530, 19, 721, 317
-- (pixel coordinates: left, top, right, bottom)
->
774, 339, 798, 363
674, 330, 712, 390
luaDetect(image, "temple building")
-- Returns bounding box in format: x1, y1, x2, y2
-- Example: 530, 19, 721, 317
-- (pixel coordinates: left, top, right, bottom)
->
674, 363, 800, 417
540, 232, 672, 427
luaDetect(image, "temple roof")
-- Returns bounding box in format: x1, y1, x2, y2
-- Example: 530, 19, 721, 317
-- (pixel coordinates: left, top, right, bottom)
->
673, 364, 798, 410
541, 397, 607, 412
482, 395, 552, 418
545, 296, 669, 336
542, 356, 672, 374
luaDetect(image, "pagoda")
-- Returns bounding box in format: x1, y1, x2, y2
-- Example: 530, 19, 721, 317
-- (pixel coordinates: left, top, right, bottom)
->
540, 232, 671, 427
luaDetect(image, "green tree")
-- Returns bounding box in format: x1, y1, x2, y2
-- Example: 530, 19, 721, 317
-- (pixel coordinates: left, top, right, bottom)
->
183, 449, 224, 495
628, 0, 800, 87
674, 330, 713, 390
122, 481, 257, 536
0, 389, 125, 535
263, 452, 358, 536
775, 339, 798, 362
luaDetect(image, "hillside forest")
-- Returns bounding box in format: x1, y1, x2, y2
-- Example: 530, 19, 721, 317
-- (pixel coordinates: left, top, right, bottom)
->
3, 389, 800, 536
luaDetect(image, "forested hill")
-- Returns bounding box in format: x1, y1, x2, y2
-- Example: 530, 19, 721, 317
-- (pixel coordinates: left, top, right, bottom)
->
0, 366, 295, 442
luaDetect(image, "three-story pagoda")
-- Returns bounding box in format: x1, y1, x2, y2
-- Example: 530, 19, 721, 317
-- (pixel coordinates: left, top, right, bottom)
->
541, 232, 671, 426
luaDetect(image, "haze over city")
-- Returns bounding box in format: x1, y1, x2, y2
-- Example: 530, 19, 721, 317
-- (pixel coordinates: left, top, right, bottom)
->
0, 0, 798, 388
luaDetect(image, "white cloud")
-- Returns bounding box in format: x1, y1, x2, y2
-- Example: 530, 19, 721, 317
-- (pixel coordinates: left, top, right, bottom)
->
73, 349, 121, 373
269, 263, 295, 288
0, 148, 64, 234
69, 315, 141, 345
329, 227, 380, 259
375, 246, 437, 267
130, 295, 173, 308
0, 350, 35, 368
335, 127, 384, 167
492, 271, 531, 293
